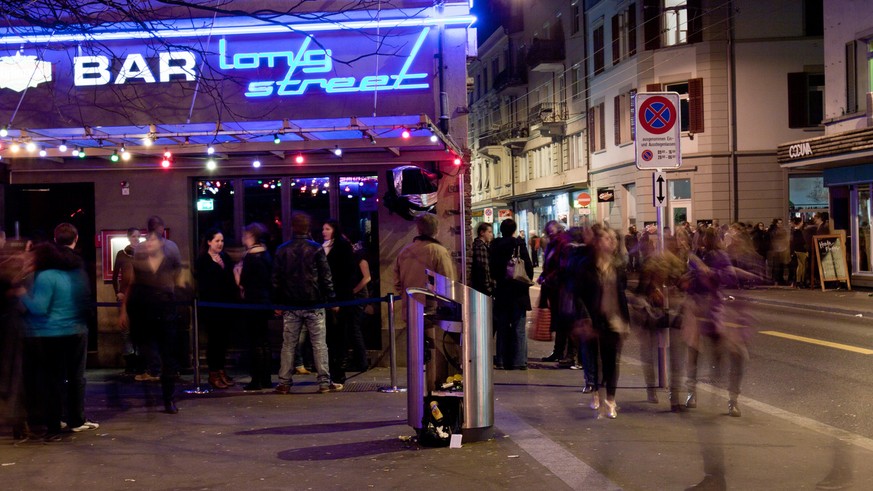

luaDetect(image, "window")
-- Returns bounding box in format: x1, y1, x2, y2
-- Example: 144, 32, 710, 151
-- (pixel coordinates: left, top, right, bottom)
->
804, 0, 823, 36
655, 79, 704, 133
589, 103, 606, 152
847, 41, 859, 114
614, 90, 635, 145
483, 67, 488, 93
663, 0, 687, 47
492, 57, 500, 84
593, 24, 605, 75
868, 40, 873, 93
643, 0, 701, 50
624, 183, 637, 227
670, 178, 692, 200
612, 4, 637, 65
571, 64, 583, 100
571, 2, 581, 35
788, 72, 824, 128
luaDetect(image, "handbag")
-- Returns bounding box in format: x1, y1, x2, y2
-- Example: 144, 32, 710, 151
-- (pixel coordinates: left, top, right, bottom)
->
528, 307, 553, 341
506, 243, 533, 285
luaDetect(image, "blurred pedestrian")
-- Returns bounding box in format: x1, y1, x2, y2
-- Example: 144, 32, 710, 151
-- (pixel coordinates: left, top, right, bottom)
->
235, 223, 274, 391
20, 224, 97, 439
195, 228, 239, 389
112, 227, 141, 375
347, 240, 372, 372
489, 218, 534, 370
538, 220, 571, 364
122, 225, 183, 414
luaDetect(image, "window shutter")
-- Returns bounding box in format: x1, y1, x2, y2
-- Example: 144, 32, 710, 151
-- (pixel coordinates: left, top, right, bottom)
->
599, 103, 606, 150
846, 41, 858, 114
628, 3, 637, 56
612, 15, 620, 65
630, 89, 638, 141
643, 0, 661, 50
689, 78, 705, 133
687, 0, 703, 44
588, 108, 595, 149
614, 95, 622, 145
646, 83, 661, 92
787, 72, 807, 128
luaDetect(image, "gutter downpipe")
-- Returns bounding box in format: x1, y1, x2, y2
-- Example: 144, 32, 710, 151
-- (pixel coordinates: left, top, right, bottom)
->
727, 0, 739, 222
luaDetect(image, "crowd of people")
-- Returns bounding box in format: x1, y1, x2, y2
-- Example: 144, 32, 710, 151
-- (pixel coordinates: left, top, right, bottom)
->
0, 211, 376, 442
470, 213, 827, 420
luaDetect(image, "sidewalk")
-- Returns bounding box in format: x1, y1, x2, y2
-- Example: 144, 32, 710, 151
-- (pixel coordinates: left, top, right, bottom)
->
2, 284, 872, 489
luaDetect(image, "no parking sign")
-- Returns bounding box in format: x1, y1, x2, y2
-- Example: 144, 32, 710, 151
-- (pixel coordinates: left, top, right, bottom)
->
634, 92, 682, 169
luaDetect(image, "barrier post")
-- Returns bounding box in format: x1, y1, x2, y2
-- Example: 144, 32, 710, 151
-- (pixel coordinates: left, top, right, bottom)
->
379, 293, 407, 393
184, 300, 210, 395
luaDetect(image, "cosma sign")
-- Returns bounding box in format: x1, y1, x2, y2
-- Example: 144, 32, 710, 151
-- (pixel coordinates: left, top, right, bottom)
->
70, 27, 431, 98
788, 142, 813, 159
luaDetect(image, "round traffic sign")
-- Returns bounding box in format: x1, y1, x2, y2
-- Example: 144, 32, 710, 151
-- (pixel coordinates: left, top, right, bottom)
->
639, 96, 677, 135
576, 192, 591, 207
641, 149, 654, 161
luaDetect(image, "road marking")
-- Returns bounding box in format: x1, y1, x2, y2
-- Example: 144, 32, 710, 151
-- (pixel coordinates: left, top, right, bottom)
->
760, 330, 873, 355
496, 406, 621, 490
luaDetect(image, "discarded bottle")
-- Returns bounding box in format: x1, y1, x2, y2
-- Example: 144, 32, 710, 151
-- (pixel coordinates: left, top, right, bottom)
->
430, 401, 444, 423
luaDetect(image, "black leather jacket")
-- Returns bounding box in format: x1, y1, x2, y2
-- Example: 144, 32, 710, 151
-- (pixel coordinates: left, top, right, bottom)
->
271, 235, 335, 307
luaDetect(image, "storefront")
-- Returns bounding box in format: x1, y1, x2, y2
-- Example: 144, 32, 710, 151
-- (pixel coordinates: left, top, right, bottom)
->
0, 3, 474, 365
778, 127, 873, 286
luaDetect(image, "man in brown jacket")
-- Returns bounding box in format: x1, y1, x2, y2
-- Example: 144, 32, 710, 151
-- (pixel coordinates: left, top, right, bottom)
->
394, 213, 457, 297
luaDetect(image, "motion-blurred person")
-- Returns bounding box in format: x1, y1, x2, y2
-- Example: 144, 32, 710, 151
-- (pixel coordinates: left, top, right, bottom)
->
20, 224, 97, 440
682, 227, 746, 417
768, 218, 789, 285
471, 222, 495, 296
235, 223, 274, 391
195, 229, 239, 389
788, 217, 808, 288
529, 232, 541, 267
625, 225, 641, 274
489, 218, 534, 370
538, 220, 571, 364
273, 212, 341, 394
121, 229, 183, 414
576, 225, 629, 419
112, 227, 141, 374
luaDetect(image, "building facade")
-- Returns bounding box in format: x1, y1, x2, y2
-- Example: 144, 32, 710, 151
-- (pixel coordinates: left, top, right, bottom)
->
778, 0, 873, 287
0, 1, 474, 366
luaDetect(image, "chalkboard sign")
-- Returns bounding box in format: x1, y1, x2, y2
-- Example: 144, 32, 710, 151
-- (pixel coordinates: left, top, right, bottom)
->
813, 233, 851, 291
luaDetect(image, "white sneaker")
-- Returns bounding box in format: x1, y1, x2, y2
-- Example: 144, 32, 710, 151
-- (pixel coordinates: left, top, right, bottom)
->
71, 421, 100, 432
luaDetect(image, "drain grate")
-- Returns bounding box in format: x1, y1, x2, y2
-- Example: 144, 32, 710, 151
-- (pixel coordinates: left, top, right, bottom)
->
341, 381, 386, 392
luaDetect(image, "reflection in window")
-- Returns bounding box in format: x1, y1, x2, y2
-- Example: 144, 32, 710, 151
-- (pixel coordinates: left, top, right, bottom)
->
290, 176, 331, 237
243, 178, 283, 250
196, 179, 235, 245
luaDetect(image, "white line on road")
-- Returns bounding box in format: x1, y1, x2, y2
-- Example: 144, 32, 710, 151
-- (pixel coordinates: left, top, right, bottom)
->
760, 330, 873, 355
495, 405, 622, 491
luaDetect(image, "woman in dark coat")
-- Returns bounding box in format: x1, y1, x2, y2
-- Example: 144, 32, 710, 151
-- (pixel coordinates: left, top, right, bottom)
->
235, 223, 274, 391
322, 219, 359, 384
194, 229, 239, 390
576, 225, 630, 419
489, 218, 534, 370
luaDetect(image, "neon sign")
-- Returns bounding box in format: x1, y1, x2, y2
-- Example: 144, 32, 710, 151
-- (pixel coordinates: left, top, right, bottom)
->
73, 51, 197, 86
228, 27, 431, 98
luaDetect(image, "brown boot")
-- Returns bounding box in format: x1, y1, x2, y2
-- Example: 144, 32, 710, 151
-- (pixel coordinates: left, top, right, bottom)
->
209, 371, 228, 389
219, 370, 235, 386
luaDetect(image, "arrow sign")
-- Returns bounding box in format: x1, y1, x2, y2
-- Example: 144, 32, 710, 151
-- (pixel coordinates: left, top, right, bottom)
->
653, 171, 667, 208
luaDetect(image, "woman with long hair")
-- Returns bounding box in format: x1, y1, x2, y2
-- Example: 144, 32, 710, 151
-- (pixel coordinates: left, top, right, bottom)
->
322, 219, 358, 384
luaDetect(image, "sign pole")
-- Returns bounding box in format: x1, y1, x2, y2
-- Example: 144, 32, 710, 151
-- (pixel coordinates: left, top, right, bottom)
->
656, 198, 668, 389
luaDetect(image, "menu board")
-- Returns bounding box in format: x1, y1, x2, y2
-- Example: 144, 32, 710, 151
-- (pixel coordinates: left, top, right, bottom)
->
813, 233, 851, 291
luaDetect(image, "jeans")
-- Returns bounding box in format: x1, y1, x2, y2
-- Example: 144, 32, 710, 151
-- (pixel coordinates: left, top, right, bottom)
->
494, 303, 528, 368
278, 309, 330, 386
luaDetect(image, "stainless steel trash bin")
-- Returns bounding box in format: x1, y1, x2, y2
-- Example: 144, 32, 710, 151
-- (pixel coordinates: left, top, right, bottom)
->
406, 269, 493, 442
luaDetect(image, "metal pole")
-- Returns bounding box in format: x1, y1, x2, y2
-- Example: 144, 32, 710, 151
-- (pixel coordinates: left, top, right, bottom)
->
656, 201, 668, 389
459, 167, 468, 286
184, 300, 210, 394
379, 293, 407, 393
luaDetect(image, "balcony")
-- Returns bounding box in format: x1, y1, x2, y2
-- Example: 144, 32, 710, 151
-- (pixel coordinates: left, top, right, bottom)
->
528, 102, 567, 137
493, 67, 527, 96
525, 38, 565, 72
477, 133, 502, 149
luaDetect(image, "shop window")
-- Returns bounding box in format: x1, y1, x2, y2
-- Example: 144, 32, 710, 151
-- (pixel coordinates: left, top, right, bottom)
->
788, 72, 824, 128
588, 102, 606, 152
290, 176, 331, 237
789, 175, 829, 213
611, 3, 637, 65
593, 24, 605, 75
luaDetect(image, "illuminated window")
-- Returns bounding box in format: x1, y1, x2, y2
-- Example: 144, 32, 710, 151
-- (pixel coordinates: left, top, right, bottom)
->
663, 0, 687, 47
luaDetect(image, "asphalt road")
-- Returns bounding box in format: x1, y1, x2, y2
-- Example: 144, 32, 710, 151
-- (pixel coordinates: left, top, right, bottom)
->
735, 299, 873, 440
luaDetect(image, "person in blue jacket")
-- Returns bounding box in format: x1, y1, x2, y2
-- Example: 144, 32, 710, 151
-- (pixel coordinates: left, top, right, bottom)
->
20, 223, 97, 441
